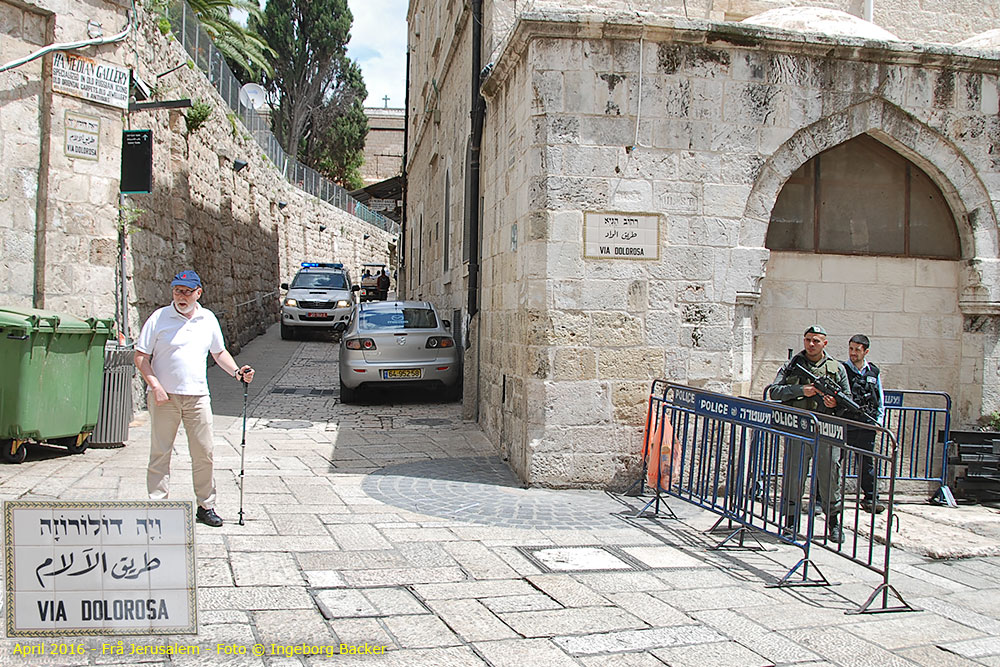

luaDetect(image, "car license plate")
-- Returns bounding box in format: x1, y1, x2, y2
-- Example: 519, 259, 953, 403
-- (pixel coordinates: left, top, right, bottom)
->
304, 312, 327, 318
383, 369, 421, 379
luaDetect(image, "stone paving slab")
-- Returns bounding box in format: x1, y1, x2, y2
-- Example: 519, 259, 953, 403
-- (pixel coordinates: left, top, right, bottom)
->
2, 325, 1000, 666
553, 624, 725, 655
840, 611, 986, 650
380, 614, 462, 649
781, 626, 921, 666
480, 593, 563, 614
651, 640, 772, 667
473, 638, 581, 667
525, 574, 611, 608
699, 607, 829, 661
937, 637, 1000, 660
339, 566, 469, 587
499, 606, 647, 638
425, 598, 520, 641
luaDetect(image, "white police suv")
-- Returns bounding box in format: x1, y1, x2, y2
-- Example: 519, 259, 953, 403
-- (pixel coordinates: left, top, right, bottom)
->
280, 262, 359, 340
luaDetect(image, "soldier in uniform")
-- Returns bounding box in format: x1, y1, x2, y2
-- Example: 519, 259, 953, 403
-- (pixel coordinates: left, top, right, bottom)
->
843, 334, 886, 514
769, 325, 851, 543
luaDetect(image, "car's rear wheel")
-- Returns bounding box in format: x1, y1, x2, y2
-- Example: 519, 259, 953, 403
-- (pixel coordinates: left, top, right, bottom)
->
444, 383, 463, 402
280, 322, 295, 340
339, 380, 356, 404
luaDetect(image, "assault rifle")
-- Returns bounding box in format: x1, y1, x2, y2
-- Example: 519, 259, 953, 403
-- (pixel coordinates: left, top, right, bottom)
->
793, 360, 878, 426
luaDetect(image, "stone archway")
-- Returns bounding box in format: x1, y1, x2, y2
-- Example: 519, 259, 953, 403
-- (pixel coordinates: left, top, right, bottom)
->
742, 98, 997, 266
740, 98, 1000, 423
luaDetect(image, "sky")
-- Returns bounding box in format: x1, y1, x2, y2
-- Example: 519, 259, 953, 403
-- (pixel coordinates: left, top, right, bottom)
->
346, 0, 408, 109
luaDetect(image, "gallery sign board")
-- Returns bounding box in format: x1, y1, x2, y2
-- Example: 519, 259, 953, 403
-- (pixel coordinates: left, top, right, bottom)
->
4, 501, 197, 637
52, 52, 130, 110
583, 212, 659, 260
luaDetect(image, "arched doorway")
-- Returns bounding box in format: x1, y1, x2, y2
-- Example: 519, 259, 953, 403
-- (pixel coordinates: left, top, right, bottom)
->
753, 133, 962, 398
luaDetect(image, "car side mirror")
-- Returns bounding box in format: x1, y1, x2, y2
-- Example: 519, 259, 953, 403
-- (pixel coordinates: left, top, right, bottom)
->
443, 319, 451, 329
280, 282, 289, 290
332, 322, 348, 333
351, 285, 360, 292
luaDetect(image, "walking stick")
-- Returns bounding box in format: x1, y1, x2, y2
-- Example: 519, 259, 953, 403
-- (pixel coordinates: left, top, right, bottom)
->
238, 372, 248, 526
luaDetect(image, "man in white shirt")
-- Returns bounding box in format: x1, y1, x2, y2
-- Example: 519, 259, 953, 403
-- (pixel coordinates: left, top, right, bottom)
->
134, 270, 255, 527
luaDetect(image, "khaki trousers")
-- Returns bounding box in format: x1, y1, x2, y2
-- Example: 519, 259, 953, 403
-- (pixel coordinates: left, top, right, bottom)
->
147, 393, 216, 509
782, 439, 842, 520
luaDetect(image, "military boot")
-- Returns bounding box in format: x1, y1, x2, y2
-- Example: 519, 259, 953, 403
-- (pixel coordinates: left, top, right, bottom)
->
827, 514, 844, 544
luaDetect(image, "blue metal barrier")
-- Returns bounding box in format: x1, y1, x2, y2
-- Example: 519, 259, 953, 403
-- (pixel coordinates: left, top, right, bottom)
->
763, 385, 956, 507
876, 390, 955, 506
641, 380, 913, 614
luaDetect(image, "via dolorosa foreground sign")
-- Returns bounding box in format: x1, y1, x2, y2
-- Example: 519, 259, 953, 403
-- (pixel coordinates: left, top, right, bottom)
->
4, 501, 197, 636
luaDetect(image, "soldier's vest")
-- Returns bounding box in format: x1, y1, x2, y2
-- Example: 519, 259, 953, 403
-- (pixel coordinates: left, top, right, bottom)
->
784, 354, 842, 412
843, 361, 881, 420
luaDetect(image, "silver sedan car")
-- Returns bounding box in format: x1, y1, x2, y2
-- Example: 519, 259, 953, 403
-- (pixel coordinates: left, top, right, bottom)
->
334, 301, 460, 403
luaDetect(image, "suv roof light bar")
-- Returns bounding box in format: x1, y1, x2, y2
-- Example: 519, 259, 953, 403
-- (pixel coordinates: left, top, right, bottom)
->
301, 262, 344, 269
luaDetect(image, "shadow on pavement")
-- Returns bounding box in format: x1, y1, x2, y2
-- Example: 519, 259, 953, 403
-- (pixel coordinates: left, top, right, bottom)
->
344, 384, 461, 407
365, 456, 522, 487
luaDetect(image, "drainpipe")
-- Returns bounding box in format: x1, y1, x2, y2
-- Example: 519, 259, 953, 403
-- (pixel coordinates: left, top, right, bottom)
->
401, 48, 410, 299
864, 0, 874, 22
467, 0, 484, 317
467, 0, 486, 424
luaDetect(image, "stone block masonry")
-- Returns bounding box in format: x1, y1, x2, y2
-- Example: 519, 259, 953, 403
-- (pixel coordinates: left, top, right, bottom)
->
0, 0, 394, 359
463, 10, 1000, 487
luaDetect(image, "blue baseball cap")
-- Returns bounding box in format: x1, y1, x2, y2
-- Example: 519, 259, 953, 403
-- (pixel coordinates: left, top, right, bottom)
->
171, 270, 202, 289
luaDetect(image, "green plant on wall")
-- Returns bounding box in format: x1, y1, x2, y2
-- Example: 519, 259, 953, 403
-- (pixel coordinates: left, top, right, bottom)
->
185, 99, 213, 134
119, 201, 145, 235
226, 112, 240, 138
144, 0, 173, 36
978, 411, 1000, 432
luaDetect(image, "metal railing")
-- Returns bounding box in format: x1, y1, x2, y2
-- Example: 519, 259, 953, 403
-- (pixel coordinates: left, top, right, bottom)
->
875, 390, 954, 505
165, 1, 399, 235
760, 385, 956, 506
640, 381, 914, 614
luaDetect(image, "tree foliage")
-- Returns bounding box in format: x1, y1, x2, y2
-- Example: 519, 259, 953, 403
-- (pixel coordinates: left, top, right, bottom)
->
188, 0, 275, 80
253, 0, 368, 187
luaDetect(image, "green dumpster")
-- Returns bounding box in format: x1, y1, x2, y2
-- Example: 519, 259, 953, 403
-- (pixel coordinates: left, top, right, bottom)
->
0, 307, 114, 463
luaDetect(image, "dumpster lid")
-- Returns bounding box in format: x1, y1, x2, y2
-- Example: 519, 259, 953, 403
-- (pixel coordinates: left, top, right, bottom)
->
0, 307, 114, 335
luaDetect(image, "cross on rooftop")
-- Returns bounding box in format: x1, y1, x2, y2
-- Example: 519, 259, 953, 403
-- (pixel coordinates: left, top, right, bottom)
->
382, 95, 390, 108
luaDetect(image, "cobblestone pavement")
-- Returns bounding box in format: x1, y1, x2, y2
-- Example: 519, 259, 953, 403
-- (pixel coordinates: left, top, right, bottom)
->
1, 324, 1000, 665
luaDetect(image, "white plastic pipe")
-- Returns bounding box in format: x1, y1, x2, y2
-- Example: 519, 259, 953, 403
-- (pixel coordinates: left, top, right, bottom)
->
864, 0, 874, 22
0, 17, 132, 74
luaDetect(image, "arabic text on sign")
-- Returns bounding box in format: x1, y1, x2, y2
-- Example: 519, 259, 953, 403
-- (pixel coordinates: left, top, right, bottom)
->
35, 548, 162, 587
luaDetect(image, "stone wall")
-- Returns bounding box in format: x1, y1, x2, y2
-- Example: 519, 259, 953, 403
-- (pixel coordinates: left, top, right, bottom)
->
1, 0, 394, 355
503, 1, 1000, 45
1, 0, 128, 317
360, 107, 404, 185
127, 15, 395, 350
405, 1, 474, 312
407, 2, 1000, 488
755, 253, 963, 395
466, 13, 1000, 487
708, 0, 1000, 43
